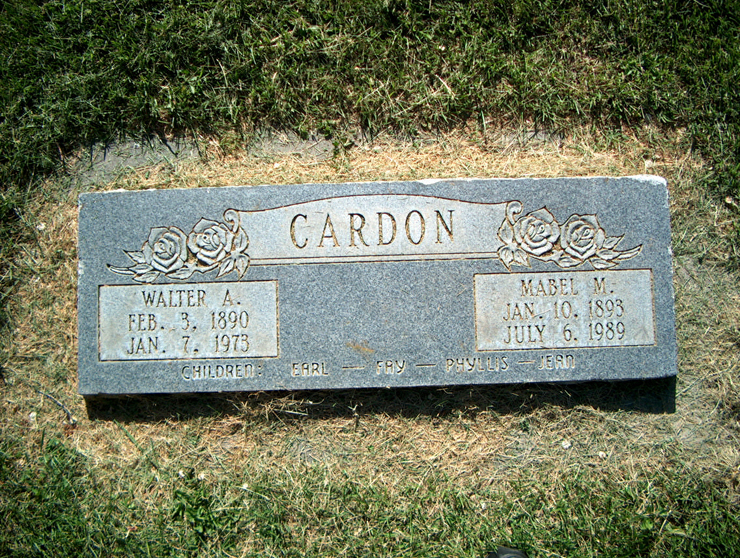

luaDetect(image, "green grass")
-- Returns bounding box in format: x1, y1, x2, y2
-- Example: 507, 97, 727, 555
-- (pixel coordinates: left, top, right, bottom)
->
1, 0, 738, 187
1, 432, 737, 557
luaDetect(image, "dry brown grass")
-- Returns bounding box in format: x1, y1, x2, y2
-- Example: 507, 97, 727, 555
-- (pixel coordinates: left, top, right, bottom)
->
102, 125, 693, 191
2, 124, 738, 514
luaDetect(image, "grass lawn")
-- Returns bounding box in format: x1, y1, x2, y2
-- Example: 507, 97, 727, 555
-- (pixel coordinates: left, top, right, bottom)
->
1, 1, 739, 556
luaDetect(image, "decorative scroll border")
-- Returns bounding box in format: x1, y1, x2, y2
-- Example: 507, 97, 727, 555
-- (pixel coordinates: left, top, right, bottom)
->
108, 202, 641, 283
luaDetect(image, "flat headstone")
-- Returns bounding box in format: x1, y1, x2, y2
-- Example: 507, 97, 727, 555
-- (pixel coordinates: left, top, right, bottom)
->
77, 176, 677, 395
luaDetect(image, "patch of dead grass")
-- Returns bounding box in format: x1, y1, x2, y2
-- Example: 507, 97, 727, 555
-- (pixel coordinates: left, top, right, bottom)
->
103, 125, 696, 192
2, 124, 738, 518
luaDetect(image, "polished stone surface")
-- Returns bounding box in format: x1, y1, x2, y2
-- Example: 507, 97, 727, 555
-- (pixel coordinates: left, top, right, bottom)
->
78, 176, 677, 395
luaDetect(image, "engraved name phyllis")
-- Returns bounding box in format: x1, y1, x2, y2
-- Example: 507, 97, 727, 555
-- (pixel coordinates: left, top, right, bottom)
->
109, 195, 642, 283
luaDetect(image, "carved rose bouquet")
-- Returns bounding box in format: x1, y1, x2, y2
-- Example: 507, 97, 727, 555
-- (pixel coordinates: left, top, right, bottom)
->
497, 202, 641, 270
109, 209, 249, 283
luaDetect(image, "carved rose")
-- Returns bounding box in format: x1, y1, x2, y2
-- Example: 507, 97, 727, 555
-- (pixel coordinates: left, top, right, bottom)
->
560, 215, 606, 260
512, 208, 560, 256
187, 219, 237, 266
142, 226, 188, 273
109, 208, 252, 283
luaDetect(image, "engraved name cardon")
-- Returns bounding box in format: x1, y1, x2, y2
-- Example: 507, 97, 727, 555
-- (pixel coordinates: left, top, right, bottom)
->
289, 210, 454, 249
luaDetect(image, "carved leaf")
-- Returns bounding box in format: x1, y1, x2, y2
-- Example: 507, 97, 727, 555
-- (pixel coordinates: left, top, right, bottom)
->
595, 249, 621, 261
513, 248, 530, 267
590, 257, 618, 270
167, 266, 195, 280
131, 263, 153, 273
499, 247, 515, 270
235, 255, 249, 278
615, 245, 642, 260
233, 229, 249, 252
125, 250, 147, 264
555, 253, 581, 268
498, 221, 514, 245
132, 270, 160, 283
538, 249, 562, 262
216, 258, 235, 278
602, 236, 623, 250
107, 265, 136, 276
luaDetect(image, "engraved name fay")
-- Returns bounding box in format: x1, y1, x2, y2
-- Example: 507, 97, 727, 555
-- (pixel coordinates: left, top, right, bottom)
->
108, 195, 642, 283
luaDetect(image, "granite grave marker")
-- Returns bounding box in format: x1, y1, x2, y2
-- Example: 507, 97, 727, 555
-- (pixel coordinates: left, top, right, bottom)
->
77, 176, 677, 395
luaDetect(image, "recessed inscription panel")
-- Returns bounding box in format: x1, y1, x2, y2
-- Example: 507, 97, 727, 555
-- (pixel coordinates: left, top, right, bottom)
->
474, 269, 655, 351
99, 281, 278, 361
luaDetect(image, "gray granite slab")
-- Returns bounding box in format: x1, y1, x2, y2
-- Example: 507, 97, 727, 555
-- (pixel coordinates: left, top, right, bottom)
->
77, 176, 677, 395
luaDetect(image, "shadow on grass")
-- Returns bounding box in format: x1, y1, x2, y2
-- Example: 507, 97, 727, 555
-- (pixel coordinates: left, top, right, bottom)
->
85, 376, 675, 423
